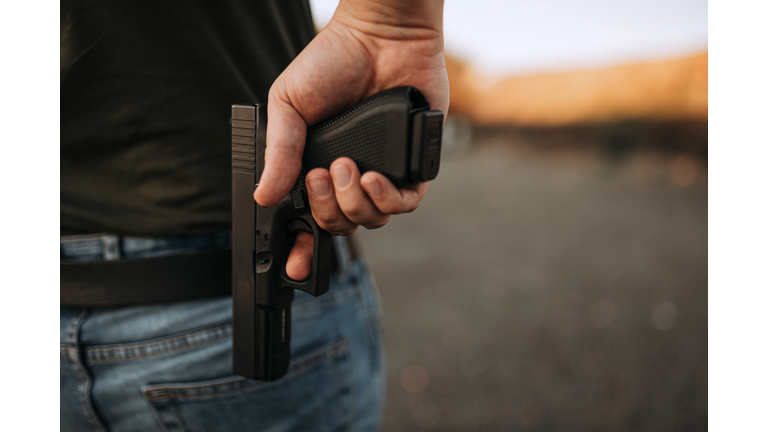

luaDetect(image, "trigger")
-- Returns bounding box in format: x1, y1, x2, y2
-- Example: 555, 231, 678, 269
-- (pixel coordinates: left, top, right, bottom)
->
286, 219, 312, 235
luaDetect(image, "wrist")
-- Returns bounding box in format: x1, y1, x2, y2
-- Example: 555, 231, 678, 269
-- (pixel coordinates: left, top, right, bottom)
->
332, 0, 444, 40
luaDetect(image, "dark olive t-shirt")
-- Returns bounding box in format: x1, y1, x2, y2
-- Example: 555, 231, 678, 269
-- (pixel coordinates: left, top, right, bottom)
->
61, 0, 315, 236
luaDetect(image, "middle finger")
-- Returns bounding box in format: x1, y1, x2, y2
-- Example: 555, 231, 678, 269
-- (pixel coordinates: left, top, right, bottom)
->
330, 158, 390, 230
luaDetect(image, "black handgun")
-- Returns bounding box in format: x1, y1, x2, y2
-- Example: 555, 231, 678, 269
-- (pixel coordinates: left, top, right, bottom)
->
231, 86, 443, 381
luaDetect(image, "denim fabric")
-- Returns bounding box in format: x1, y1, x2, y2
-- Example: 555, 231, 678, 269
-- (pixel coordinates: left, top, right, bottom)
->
61, 232, 385, 432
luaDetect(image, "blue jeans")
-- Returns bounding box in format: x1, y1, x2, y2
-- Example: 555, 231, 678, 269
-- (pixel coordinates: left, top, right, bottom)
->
61, 232, 385, 432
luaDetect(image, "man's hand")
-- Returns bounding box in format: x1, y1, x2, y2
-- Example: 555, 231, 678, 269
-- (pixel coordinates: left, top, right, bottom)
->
254, 0, 449, 280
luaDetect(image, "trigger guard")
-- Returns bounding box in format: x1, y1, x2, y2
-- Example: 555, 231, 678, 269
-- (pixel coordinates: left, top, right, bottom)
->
286, 219, 313, 235
282, 218, 315, 285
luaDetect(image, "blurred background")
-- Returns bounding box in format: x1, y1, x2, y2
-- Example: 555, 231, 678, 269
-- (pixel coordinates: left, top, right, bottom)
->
314, 1, 707, 430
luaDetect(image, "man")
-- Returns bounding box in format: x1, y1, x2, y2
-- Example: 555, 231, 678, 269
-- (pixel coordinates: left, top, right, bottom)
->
61, 0, 448, 430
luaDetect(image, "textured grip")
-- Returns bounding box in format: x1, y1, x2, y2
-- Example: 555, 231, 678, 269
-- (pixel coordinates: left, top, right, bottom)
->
300, 112, 388, 187
309, 89, 395, 131
296, 87, 431, 189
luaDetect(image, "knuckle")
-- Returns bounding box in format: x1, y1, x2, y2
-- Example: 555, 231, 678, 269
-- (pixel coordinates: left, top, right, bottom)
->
403, 196, 422, 213
342, 202, 368, 220
313, 211, 337, 225
376, 201, 400, 215
268, 80, 287, 102
314, 212, 343, 228
320, 219, 349, 234
363, 216, 390, 230
332, 226, 358, 237
316, 213, 359, 236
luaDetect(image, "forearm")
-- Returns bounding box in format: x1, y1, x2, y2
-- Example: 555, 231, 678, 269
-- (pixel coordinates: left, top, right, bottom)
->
332, 0, 444, 39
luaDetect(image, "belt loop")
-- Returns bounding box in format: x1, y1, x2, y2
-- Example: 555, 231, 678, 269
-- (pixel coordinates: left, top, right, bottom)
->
332, 236, 351, 278
101, 234, 121, 261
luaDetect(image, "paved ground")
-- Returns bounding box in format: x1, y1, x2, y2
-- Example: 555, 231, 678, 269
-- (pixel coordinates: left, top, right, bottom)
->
354, 122, 708, 432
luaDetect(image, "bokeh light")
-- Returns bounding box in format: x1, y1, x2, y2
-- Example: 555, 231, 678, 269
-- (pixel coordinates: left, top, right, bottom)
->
400, 365, 430, 393
670, 155, 698, 187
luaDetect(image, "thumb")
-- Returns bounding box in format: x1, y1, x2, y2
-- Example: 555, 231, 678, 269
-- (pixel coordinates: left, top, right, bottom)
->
253, 90, 307, 207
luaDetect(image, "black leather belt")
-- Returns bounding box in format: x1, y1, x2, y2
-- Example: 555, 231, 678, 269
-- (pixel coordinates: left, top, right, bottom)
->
60, 236, 360, 307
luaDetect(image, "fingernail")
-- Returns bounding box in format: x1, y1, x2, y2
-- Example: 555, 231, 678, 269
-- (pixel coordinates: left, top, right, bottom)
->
307, 176, 331, 198
367, 178, 382, 197
332, 164, 351, 188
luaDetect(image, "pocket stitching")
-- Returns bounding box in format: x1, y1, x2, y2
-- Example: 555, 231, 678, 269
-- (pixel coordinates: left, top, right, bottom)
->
82, 284, 360, 364
145, 400, 173, 432
171, 401, 190, 432
85, 323, 232, 363
141, 337, 349, 401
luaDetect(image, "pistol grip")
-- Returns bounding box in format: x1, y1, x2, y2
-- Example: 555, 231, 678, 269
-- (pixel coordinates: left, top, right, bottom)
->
232, 87, 444, 381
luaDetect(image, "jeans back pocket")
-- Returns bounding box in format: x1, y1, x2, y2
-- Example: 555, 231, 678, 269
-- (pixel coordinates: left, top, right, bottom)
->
141, 338, 351, 432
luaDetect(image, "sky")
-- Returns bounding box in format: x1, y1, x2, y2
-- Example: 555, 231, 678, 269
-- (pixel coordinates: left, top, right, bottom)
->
310, 0, 708, 77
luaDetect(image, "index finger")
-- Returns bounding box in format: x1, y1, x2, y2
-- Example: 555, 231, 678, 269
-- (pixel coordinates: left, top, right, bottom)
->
253, 90, 307, 207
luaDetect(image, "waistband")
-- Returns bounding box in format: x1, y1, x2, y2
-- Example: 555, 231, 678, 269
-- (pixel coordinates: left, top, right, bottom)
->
60, 231, 360, 307
60, 231, 232, 262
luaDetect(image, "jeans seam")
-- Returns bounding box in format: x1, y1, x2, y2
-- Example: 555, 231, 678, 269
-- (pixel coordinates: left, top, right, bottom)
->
143, 379, 266, 401
67, 309, 108, 432
145, 398, 173, 432
141, 338, 350, 401
333, 236, 351, 278
171, 400, 190, 432
85, 323, 232, 363
360, 259, 385, 372
334, 336, 352, 431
